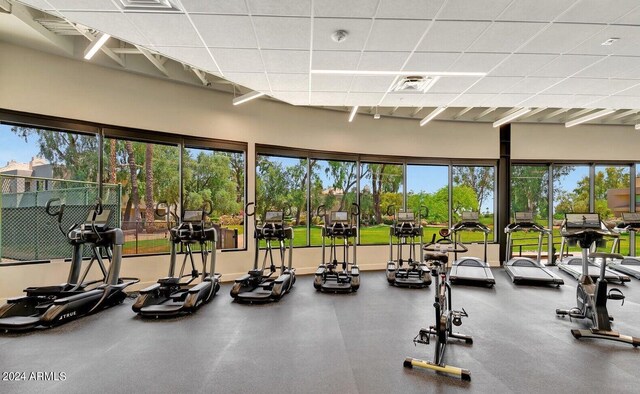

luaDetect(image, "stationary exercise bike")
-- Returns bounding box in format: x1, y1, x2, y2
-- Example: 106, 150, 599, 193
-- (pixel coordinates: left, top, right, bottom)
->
386, 205, 431, 288
404, 229, 473, 381
555, 213, 639, 347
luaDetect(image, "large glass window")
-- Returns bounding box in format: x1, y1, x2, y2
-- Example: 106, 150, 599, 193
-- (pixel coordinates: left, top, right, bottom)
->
359, 162, 403, 245
309, 159, 358, 246
510, 165, 550, 259
595, 165, 630, 254
406, 164, 448, 240
552, 165, 589, 257
183, 147, 245, 250
256, 155, 308, 247
452, 165, 495, 241
103, 137, 180, 255
1, 123, 106, 262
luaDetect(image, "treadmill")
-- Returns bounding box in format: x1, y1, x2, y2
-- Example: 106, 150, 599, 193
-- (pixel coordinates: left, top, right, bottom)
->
504, 212, 564, 286
448, 211, 495, 287
557, 213, 630, 284
608, 212, 640, 279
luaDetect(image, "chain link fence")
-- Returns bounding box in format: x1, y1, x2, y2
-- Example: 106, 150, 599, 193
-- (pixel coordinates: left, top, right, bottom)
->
0, 174, 121, 262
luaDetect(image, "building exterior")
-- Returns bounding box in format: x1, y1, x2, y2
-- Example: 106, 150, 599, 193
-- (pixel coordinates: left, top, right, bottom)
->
607, 178, 640, 214
0, 157, 53, 193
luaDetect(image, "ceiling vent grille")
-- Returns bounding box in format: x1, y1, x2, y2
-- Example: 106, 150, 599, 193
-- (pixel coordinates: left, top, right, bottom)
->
117, 0, 181, 12
391, 76, 439, 93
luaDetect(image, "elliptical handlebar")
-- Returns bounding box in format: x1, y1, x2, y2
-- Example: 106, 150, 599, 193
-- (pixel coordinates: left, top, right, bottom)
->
46, 198, 67, 237
351, 203, 360, 217
202, 200, 213, 216
245, 202, 256, 217
316, 204, 326, 220
90, 198, 103, 242
386, 204, 395, 217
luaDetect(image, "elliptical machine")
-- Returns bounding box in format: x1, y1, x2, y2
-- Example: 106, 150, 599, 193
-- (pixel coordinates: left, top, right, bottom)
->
132, 201, 221, 317
404, 229, 472, 380
555, 213, 639, 347
230, 202, 296, 303
0, 198, 139, 331
314, 203, 360, 293
386, 205, 431, 288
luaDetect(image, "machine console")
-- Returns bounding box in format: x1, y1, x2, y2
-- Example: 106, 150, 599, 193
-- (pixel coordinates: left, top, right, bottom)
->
183, 210, 204, 222
331, 211, 348, 223
565, 213, 601, 229
461, 211, 479, 222
397, 211, 415, 222
622, 212, 640, 224
265, 211, 284, 223
85, 209, 111, 230
514, 211, 533, 223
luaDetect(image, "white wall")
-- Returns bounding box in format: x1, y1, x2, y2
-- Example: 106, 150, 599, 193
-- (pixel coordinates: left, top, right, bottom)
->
0, 42, 506, 300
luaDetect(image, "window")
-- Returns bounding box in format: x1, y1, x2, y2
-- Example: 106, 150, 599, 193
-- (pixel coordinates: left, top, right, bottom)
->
309, 159, 358, 246
452, 165, 495, 241
406, 164, 448, 240
359, 162, 403, 245
510, 165, 550, 259
0, 123, 106, 262
183, 147, 245, 250
103, 137, 180, 255
594, 165, 630, 255
552, 165, 589, 218
256, 154, 308, 247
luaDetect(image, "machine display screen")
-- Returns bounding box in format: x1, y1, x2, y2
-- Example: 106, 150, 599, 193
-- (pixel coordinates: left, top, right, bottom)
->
397, 211, 415, 221
462, 211, 479, 222
265, 211, 283, 222
183, 210, 204, 222
622, 212, 640, 223
514, 212, 533, 222
331, 211, 348, 222
86, 209, 111, 225
565, 213, 601, 229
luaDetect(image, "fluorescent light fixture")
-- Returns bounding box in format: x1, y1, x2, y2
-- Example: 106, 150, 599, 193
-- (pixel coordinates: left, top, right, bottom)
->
311, 70, 486, 77
84, 32, 111, 60
419, 107, 446, 127
348, 106, 359, 122
565, 109, 615, 128
493, 108, 531, 128
233, 91, 265, 106
635, 124, 640, 130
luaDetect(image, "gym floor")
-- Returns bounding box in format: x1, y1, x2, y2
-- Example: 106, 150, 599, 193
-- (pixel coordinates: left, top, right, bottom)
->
1, 269, 639, 394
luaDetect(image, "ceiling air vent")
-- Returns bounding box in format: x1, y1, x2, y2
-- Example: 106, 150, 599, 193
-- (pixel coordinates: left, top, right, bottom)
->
117, 0, 181, 12
391, 76, 439, 93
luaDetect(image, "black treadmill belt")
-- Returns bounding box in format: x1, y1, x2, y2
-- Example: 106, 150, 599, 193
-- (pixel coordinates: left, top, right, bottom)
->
620, 258, 640, 266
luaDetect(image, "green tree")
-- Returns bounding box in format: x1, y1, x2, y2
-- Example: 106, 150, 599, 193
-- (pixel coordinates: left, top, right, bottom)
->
453, 167, 492, 212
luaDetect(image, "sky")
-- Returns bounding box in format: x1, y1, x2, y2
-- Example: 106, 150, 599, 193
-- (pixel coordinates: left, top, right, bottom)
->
0, 124, 40, 165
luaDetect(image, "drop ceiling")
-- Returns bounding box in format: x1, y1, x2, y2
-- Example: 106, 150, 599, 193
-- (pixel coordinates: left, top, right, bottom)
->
11, 0, 640, 112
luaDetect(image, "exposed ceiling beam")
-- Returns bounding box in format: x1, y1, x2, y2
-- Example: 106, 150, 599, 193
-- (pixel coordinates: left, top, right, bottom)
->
191, 68, 210, 86
111, 48, 142, 55
0, 0, 11, 13
75, 26, 125, 67
566, 108, 596, 120
454, 107, 474, 119
540, 108, 568, 121
411, 107, 423, 117
624, 113, 640, 124
475, 107, 497, 120
607, 109, 638, 122
389, 106, 399, 115
11, 2, 73, 55
518, 107, 546, 120
135, 45, 169, 77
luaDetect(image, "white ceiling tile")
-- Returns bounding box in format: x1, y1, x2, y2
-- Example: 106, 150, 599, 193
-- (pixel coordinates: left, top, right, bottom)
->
419, 94, 459, 107
615, 7, 640, 25
403, 52, 460, 72
19, 0, 55, 11
380, 93, 425, 107
430, 77, 481, 94
252, 16, 310, 50
269, 73, 309, 91
483, 94, 532, 107
448, 94, 504, 107
312, 50, 361, 70
127, 13, 202, 47
313, 18, 373, 51
490, 54, 557, 76
569, 95, 610, 108
191, 14, 257, 48
314, 0, 378, 18
438, 0, 512, 20
272, 91, 309, 105
364, 19, 428, 52
557, 0, 640, 24
545, 78, 634, 95
592, 96, 640, 109
418, 21, 491, 52
154, 46, 220, 74
519, 23, 605, 54
497, 0, 575, 22
247, 0, 311, 16
62, 11, 150, 45
506, 77, 563, 94
345, 93, 386, 106
449, 53, 507, 73
613, 82, 640, 96
261, 50, 309, 73
519, 94, 577, 107
531, 55, 601, 77
570, 25, 640, 57
209, 48, 264, 73
468, 22, 546, 53
226, 72, 271, 91
180, 0, 247, 14
310, 92, 348, 105
47, 0, 118, 11
376, 0, 445, 19
311, 75, 354, 91
358, 52, 410, 71
577, 56, 640, 79
349, 76, 395, 92
466, 77, 522, 94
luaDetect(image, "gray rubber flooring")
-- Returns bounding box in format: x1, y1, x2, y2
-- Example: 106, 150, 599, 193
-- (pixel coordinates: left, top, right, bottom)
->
1, 268, 640, 393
